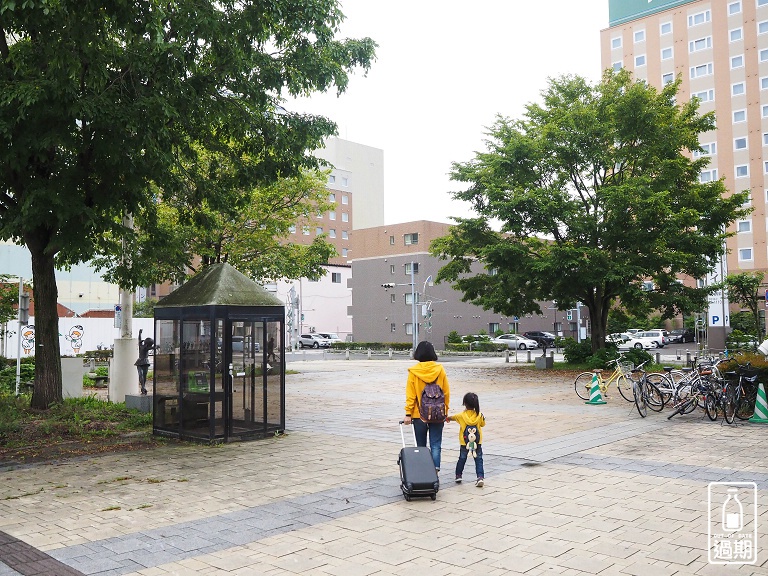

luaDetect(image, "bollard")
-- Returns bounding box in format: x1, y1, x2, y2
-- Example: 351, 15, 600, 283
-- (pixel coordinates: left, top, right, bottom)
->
527, 350, 531, 363
505, 349, 509, 363
655, 352, 660, 364
323, 349, 327, 360
345, 349, 350, 360
676, 349, 681, 361
686, 352, 691, 366
367, 348, 371, 360
389, 348, 393, 359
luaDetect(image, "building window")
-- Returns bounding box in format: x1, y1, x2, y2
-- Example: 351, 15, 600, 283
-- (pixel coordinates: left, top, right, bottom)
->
404, 233, 419, 245
739, 248, 753, 261
729, 1, 742, 14
733, 83, 745, 96
662, 73, 674, 85
690, 63, 713, 78
489, 323, 500, 335
699, 169, 718, 183
341, 177, 348, 187
389, 235, 395, 245
661, 47, 673, 60
731, 55, 744, 69
743, 192, 752, 207
611, 37, 621, 49
328, 193, 336, 202
763, 104, 768, 118
391, 293, 396, 303
341, 213, 348, 222
763, 133, 768, 146
692, 89, 714, 102
317, 212, 323, 219
612, 62, 622, 72
289, 224, 296, 234
731, 27, 743, 42
761, 48, 768, 61
738, 220, 752, 233
391, 323, 396, 332
688, 10, 711, 27
405, 323, 413, 335
760, 0, 768, 6
762, 77, 768, 90
634, 29, 645, 43
734, 109, 747, 123
342, 230, 348, 240
734, 137, 748, 150
329, 229, 336, 238
736, 165, 749, 178
331, 272, 341, 283
329, 175, 336, 183
404, 293, 414, 305
764, 161, 768, 173
661, 21, 672, 35
329, 211, 336, 220
302, 226, 310, 235
316, 227, 324, 235
694, 142, 717, 157
635, 54, 646, 67
690, 37, 712, 52
341, 248, 348, 257
341, 194, 348, 205
404, 262, 419, 275
760, 21, 768, 34
390, 264, 395, 274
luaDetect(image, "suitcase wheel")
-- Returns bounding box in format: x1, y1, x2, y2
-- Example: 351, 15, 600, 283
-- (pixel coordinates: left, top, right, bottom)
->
404, 494, 411, 502
430, 494, 436, 501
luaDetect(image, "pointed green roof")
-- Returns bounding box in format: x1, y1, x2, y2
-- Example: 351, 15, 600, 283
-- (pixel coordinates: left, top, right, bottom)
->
156, 263, 282, 308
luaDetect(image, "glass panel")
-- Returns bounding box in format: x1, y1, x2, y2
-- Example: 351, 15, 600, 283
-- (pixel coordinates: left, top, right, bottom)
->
180, 320, 211, 436
153, 320, 180, 431
213, 318, 225, 437
230, 321, 265, 436
266, 321, 284, 433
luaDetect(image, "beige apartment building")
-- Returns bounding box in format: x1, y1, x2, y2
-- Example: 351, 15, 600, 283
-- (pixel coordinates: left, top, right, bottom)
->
602, 0, 768, 344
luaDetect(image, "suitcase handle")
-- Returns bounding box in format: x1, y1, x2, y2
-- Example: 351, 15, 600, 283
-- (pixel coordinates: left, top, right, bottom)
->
399, 420, 418, 448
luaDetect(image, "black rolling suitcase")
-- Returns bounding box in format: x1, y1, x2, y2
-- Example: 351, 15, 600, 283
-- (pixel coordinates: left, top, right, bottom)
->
398, 421, 439, 501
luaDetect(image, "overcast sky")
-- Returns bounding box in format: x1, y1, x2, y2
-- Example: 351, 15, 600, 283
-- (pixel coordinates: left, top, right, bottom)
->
291, 1, 608, 225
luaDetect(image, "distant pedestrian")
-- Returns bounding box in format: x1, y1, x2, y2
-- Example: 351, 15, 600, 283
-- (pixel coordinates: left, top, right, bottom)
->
447, 392, 486, 487
267, 336, 277, 363
403, 341, 450, 471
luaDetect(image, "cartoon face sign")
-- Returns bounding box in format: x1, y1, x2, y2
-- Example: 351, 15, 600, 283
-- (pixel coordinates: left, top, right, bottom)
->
21, 325, 35, 355
66, 325, 84, 353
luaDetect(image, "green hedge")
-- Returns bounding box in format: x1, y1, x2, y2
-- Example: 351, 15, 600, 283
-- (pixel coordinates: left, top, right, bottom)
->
445, 342, 505, 352
330, 342, 413, 351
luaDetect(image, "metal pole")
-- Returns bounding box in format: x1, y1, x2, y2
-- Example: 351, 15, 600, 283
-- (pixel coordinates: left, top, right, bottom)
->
15, 277, 22, 396
411, 262, 417, 350
576, 302, 582, 343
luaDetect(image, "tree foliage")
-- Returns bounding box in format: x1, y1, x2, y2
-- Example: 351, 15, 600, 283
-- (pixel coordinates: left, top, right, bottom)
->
0, 0, 375, 408
431, 71, 748, 351
724, 272, 765, 342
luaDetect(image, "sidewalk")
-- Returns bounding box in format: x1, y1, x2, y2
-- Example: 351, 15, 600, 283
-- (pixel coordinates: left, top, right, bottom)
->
1, 358, 766, 575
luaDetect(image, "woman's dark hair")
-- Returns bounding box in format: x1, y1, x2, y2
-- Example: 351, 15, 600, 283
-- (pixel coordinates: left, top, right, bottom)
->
463, 392, 480, 414
413, 341, 438, 362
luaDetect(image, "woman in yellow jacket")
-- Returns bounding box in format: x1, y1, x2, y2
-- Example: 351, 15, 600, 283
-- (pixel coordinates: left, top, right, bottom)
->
403, 341, 450, 471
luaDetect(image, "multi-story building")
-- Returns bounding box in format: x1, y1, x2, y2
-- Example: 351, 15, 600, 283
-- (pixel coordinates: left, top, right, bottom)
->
602, 0, 768, 346
350, 221, 587, 346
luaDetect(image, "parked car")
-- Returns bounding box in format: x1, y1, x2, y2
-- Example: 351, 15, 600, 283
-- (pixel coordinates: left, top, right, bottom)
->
318, 332, 342, 344
299, 333, 331, 348
615, 335, 654, 350
626, 329, 643, 335
492, 334, 539, 350
231, 337, 259, 353
634, 330, 669, 348
607, 332, 633, 344
522, 331, 556, 348
668, 328, 695, 343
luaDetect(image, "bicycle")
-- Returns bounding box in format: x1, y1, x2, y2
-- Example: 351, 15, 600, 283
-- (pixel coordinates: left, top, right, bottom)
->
722, 359, 759, 421
667, 379, 709, 420
574, 357, 634, 401
703, 376, 736, 424
628, 360, 665, 417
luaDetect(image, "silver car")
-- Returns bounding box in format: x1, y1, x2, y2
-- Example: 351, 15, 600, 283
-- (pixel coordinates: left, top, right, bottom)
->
491, 334, 539, 350
299, 333, 331, 348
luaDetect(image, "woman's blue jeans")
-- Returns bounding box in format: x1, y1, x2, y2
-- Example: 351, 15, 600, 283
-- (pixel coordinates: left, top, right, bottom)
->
412, 418, 444, 469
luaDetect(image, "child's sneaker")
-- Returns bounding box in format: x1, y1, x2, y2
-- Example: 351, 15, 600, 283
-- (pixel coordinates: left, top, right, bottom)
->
475, 478, 484, 488
455, 475, 462, 483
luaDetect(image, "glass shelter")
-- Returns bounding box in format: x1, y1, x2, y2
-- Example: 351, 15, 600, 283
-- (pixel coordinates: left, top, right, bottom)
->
152, 263, 285, 442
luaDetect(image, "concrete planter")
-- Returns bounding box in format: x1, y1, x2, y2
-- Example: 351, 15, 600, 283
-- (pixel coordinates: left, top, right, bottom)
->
535, 355, 554, 370
61, 357, 85, 399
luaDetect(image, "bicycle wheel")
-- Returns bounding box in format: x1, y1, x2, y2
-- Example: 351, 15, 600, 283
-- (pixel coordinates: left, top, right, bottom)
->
574, 372, 595, 401
617, 375, 634, 402
645, 381, 665, 412
724, 386, 736, 424
683, 391, 700, 414
736, 383, 758, 420
704, 393, 718, 421
634, 381, 647, 418
646, 373, 670, 407
667, 398, 692, 420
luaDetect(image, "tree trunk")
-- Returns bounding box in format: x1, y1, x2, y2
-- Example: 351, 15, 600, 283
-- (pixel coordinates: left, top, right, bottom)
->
26, 233, 62, 409
587, 299, 608, 352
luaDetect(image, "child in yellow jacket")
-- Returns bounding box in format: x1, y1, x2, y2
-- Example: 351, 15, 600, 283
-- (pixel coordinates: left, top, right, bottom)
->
446, 392, 486, 487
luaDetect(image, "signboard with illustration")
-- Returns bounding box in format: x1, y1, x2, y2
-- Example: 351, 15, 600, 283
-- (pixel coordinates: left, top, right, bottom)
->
609, 0, 697, 26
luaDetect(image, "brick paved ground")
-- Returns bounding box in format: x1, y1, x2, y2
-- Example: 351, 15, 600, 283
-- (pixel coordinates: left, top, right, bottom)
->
1, 357, 767, 575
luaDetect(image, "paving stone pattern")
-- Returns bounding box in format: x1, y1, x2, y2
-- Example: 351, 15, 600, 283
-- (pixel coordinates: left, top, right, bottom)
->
1, 358, 767, 575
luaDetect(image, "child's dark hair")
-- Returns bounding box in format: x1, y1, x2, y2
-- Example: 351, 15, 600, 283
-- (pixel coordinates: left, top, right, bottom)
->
463, 392, 480, 414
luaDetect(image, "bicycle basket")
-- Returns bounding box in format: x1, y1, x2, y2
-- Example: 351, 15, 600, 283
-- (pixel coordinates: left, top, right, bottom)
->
619, 362, 634, 374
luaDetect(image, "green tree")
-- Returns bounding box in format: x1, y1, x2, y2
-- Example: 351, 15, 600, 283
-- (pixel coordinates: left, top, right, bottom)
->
724, 272, 765, 343
132, 299, 158, 319
0, 0, 375, 408
431, 71, 748, 352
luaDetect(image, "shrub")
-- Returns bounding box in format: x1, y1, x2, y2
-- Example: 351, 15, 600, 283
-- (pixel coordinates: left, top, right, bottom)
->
446, 331, 462, 344
562, 338, 592, 364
